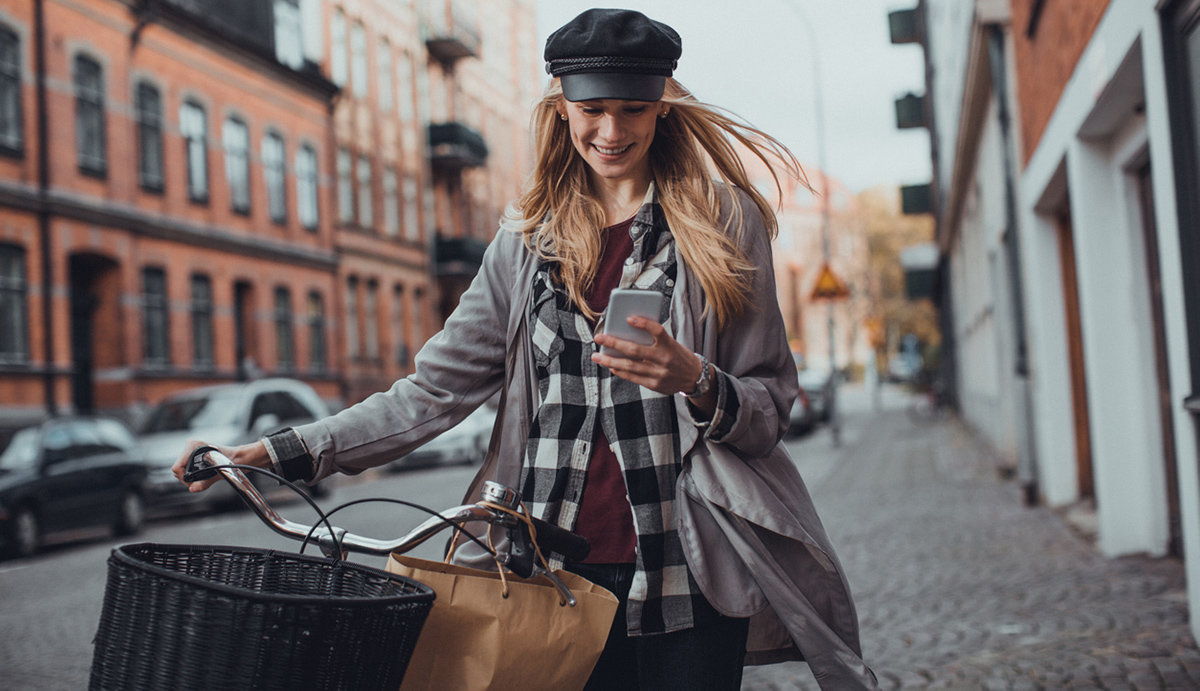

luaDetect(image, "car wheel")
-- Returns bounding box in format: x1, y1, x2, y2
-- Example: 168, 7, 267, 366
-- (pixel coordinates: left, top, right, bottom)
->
9, 507, 38, 558
114, 489, 145, 537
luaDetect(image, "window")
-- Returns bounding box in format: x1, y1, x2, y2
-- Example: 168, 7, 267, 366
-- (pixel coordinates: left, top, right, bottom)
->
397, 51, 414, 123
274, 286, 294, 370
356, 155, 373, 228
180, 101, 208, 202
345, 276, 360, 359
403, 175, 420, 241
337, 148, 353, 224
223, 117, 250, 214
0, 26, 22, 155
274, 0, 303, 69
135, 82, 164, 191
74, 55, 106, 175
308, 291, 326, 372
331, 9, 347, 86
190, 274, 214, 368
383, 166, 399, 236
364, 280, 379, 360
351, 21, 367, 98
0, 244, 28, 363
142, 267, 169, 366
378, 39, 394, 113
296, 143, 319, 231
263, 131, 287, 224
392, 284, 408, 367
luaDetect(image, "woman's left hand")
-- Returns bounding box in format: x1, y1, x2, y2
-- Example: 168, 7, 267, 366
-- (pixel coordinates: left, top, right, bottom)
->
591, 316, 704, 397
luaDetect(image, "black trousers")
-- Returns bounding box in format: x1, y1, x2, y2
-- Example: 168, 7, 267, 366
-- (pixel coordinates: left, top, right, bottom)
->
566, 562, 749, 691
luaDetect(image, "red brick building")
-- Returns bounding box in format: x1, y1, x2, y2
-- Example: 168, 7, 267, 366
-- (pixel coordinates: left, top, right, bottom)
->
0, 0, 541, 426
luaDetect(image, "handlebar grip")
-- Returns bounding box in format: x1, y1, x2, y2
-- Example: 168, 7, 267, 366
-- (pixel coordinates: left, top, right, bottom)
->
529, 516, 590, 563
182, 446, 221, 482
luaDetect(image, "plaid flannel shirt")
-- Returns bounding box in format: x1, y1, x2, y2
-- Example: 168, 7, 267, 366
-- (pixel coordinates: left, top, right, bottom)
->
520, 196, 736, 636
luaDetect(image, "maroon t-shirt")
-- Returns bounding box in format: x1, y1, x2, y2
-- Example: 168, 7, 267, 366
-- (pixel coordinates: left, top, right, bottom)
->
574, 217, 638, 564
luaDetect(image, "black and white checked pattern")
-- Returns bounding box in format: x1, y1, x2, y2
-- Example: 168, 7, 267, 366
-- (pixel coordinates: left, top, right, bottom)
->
520, 198, 731, 636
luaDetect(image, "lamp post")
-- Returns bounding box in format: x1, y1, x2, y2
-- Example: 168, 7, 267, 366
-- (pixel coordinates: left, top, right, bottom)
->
782, 0, 841, 445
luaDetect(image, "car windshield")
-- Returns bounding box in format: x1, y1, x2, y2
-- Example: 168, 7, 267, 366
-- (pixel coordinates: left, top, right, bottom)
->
0, 428, 41, 471
141, 390, 244, 433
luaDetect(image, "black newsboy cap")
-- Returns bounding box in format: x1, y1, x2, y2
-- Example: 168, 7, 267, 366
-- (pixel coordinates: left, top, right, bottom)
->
544, 8, 682, 102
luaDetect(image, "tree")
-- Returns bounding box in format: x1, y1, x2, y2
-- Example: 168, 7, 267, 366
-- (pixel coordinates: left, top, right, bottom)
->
857, 186, 940, 364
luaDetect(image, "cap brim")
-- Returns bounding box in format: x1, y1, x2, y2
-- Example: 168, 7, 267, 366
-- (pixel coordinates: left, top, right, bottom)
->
560, 73, 666, 102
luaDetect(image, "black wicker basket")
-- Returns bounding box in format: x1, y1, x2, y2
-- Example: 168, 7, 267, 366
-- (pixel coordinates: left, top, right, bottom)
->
89, 543, 435, 690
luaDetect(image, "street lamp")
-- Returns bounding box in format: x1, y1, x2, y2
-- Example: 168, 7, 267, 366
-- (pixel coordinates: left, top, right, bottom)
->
781, 0, 841, 445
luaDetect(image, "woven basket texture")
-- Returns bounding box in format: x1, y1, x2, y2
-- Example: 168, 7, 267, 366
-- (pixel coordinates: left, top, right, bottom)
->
89, 543, 434, 690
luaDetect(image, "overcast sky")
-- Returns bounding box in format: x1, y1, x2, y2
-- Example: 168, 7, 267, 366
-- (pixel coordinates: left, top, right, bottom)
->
534, 1, 933, 193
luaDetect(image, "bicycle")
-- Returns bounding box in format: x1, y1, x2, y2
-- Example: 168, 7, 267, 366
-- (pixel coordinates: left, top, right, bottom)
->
89, 447, 593, 690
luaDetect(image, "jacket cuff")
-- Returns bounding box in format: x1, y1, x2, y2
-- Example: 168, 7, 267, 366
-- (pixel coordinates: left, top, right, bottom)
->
262, 428, 316, 483
686, 368, 739, 441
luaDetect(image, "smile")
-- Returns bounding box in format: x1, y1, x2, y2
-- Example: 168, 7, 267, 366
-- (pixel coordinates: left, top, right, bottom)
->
593, 144, 633, 156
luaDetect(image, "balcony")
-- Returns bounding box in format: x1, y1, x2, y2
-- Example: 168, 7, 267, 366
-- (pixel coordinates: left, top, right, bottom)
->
428, 122, 488, 171
889, 8, 921, 45
434, 234, 488, 277
422, 0, 481, 62
894, 92, 927, 129
901, 183, 933, 215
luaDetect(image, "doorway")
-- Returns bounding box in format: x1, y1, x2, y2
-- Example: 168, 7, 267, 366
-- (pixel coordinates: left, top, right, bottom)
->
68, 254, 119, 413
1055, 209, 1095, 500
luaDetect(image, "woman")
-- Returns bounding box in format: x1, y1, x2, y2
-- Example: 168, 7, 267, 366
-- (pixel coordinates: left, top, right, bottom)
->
174, 9, 876, 689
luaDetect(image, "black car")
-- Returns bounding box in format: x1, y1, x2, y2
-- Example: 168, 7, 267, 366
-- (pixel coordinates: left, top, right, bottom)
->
0, 417, 149, 558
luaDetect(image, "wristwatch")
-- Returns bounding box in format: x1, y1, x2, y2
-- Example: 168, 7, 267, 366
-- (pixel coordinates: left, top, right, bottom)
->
687, 353, 712, 398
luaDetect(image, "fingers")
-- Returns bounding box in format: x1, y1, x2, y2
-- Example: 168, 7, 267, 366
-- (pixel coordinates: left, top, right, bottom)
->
592, 317, 695, 395
171, 440, 223, 493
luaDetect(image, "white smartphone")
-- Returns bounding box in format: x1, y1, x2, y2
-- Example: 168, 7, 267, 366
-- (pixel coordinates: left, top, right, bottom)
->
600, 288, 666, 358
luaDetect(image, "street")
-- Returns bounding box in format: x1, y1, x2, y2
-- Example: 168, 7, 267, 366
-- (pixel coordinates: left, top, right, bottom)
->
2, 385, 1197, 689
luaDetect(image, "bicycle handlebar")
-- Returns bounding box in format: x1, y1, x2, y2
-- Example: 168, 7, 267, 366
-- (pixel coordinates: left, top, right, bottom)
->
184, 447, 590, 603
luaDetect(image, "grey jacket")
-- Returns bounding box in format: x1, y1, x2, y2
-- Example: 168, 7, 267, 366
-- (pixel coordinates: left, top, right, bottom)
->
293, 188, 877, 688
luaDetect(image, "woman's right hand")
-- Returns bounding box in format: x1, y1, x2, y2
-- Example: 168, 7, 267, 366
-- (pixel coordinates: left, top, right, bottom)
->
171, 440, 272, 493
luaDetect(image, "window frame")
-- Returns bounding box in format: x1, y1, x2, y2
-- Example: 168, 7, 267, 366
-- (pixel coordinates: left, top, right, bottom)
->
0, 25, 23, 157
180, 100, 209, 203
141, 266, 170, 368
135, 81, 164, 192
223, 116, 252, 215
263, 130, 288, 225
190, 273, 214, 370
296, 143, 320, 231
274, 286, 295, 371
74, 54, 107, 177
0, 243, 29, 364
307, 291, 327, 373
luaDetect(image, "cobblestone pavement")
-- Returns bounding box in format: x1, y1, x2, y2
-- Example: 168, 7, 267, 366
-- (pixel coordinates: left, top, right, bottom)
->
743, 387, 1200, 690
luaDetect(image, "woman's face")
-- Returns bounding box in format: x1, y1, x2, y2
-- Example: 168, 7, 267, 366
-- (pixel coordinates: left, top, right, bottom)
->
557, 99, 669, 184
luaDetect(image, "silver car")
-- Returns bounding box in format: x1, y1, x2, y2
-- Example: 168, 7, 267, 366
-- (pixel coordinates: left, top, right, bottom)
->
138, 379, 330, 513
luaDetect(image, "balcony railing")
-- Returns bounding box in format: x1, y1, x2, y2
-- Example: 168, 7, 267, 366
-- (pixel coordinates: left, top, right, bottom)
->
428, 122, 488, 170
895, 92, 927, 129
434, 234, 489, 277
889, 8, 921, 45
421, 0, 481, 62
901, 183, 933, 215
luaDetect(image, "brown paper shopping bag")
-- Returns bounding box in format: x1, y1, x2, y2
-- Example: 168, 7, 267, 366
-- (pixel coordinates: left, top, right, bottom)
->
387, 554, 618, 691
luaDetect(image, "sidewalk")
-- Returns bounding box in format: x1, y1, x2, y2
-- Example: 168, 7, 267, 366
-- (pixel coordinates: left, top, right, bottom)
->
743, 385, 1200, 690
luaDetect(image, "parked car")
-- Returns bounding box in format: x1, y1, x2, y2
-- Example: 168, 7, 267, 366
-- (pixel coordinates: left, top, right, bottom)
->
0, 416, 149, 558
787, 387, 815, 437
138, 378, 330, 513
388, 404, 497, 470
797, 368, 836, 423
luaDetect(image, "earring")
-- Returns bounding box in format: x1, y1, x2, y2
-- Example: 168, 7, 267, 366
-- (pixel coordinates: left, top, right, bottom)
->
659, 111, 668, 119
560, 114, 568, 121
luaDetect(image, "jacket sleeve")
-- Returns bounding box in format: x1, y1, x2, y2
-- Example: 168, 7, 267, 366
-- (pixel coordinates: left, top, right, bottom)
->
292, 230, 524, 479
696, 188, 798, 458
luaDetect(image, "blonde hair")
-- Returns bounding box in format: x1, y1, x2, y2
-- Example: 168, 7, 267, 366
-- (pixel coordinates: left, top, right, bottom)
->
513, 79, 809, 328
